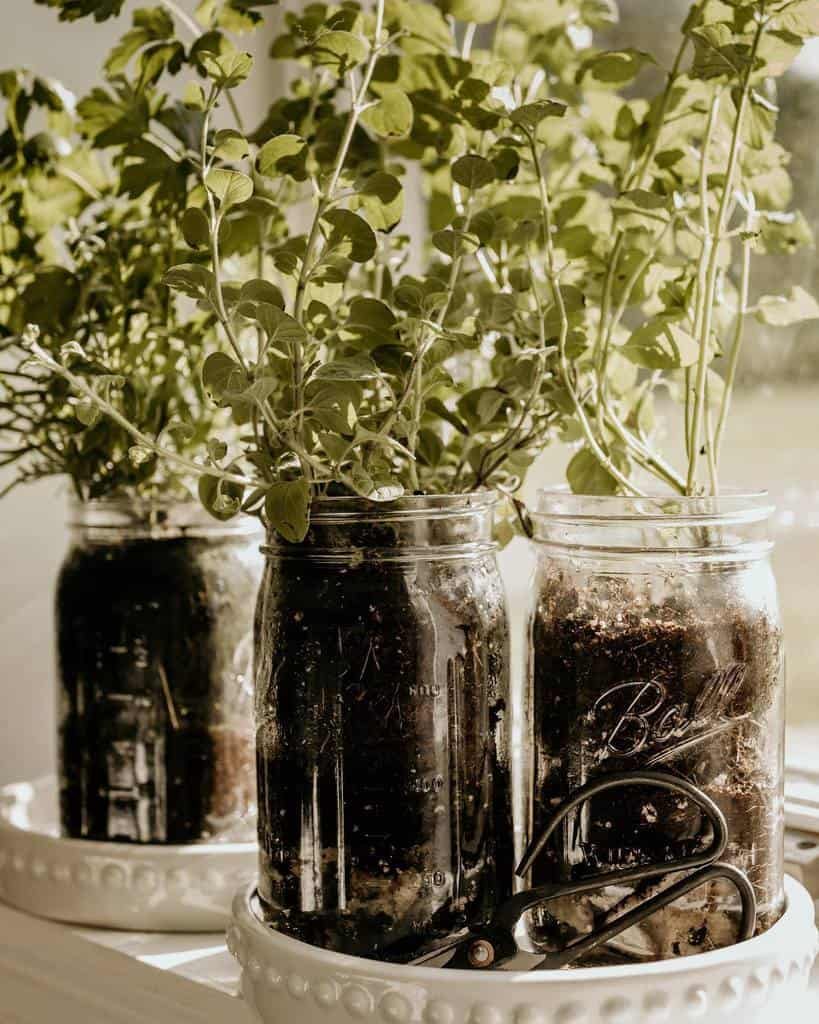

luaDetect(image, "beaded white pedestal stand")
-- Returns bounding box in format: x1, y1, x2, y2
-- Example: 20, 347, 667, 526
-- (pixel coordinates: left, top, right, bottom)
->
0, 777, 256, 931
229, 877, 818, 1024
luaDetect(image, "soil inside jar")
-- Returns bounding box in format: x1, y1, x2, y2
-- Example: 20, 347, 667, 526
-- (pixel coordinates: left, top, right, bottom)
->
58, 533, 258, 844
528, 570, 784, 964
255, 519, 512, 963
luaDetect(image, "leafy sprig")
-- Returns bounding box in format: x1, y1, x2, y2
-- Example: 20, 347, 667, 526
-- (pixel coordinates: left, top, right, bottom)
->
17, 0, 819, 540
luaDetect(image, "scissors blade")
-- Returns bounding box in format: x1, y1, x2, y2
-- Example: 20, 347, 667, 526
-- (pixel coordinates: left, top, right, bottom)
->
409, 932, 472, 968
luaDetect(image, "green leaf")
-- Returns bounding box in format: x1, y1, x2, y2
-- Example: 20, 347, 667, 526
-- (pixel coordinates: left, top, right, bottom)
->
580, 49, 655, 85
239, 278, 285, 309
356, 172, 404, 231
756, 286, 819, 327
612, 189, 673, 228
311, 30, 368, 72
442, 0, 502, 25
163, 264, 216, 303
202, 351, 244, 399
343, 297, 397, 348
207, 438, 228, 461
554, 224, 595, 258
41, 1, 127, 23
777, 1, 819, 36
567, 448, 620, 496
384, 0, 451, 51
200, 50, 254, 89
313, 356, 380, 381
205, 168, 253, 209
181, 207, 211, 249
214, 128, 250, 161
509, 100, 567, 130
256, 134, 309, 181
614, 189, 672, 214
183, 82, 207, 110
265, 478, 311, 543
621, 320, 700, 370
457, 387, 508, 427
199, 473, 244, 522
580, 0, 619, 28
360, 86, 414, 139
195, 0, 278, 33
759, 211, 814, 255
237, 302, 307, 351
322, 209, 377, 263
432, 228, 480, 257
451, 154, 496, 190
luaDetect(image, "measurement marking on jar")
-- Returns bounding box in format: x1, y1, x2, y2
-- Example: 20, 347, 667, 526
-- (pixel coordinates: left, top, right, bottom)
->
408, 683, 441, 699
409, 775, 445, 795
422, 871, 448, 888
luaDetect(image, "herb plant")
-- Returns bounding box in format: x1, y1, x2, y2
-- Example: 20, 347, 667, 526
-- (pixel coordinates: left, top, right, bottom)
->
20, 0, 819, 539
0, 53, 219, 499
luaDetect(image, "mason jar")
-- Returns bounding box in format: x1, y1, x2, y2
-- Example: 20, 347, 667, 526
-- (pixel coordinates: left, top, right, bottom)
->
57, 499, 263, 844
254, 494, 512, 962
524, 491, 785, 964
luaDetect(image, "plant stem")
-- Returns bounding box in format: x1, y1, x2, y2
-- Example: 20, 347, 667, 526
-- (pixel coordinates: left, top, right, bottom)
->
200, 93, 249, 374
687, 17, 764, 494
594, 215, 687, 492
291, 0, 386, 467
157, 0, 245, 133
714, 228, 753, 462
686, 88, 722, 461
26, 338, 263, 490
591, 34, 689, 454
491, 0, 509, 58
626, 37, 689, 191
530, 136, 644, 497
705, 374, 719, 494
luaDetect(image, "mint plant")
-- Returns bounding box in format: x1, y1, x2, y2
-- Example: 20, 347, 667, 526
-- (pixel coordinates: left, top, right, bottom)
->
19, 0, 819, 538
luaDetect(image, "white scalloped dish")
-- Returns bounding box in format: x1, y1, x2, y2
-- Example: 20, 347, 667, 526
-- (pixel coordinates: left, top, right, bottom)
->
0, 777, 257, 932
230, 876, 818, 1024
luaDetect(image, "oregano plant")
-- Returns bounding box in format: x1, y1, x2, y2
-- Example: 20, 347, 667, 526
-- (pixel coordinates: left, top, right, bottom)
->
15, 0, 819, 540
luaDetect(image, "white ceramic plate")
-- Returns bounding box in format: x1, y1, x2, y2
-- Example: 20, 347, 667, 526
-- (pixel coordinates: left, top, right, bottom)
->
0, 776, 257, 932
230, 876, 818, 1024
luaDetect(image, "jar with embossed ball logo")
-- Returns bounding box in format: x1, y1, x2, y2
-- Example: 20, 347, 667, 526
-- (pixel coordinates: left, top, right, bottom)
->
254, 495, 512, 962
523, 491, 784, 964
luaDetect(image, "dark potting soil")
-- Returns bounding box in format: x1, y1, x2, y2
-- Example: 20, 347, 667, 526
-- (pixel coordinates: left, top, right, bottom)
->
57, 533, 259, 843
254, 521, 512, 962
528, 569, 784, 963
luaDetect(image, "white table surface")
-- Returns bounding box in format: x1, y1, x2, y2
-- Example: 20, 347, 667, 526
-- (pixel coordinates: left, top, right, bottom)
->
1, 900, 817, 1024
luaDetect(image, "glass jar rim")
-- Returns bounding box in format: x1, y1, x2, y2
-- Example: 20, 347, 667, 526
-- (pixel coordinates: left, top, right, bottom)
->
304, 491, 498, 524
533, 487, 775, 526
531, 487, 775, 560
67, 496, 262, 538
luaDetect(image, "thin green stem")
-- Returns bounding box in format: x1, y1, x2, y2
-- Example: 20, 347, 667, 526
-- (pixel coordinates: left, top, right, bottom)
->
687, 17, 765, 494
157, 0, 245, 132
291, 0, 386, 468
686, 89, 722, 461
715, 230, 753, 462
200, 92, 249, 374
25, 337, 263, 490
530, 135, 644, 497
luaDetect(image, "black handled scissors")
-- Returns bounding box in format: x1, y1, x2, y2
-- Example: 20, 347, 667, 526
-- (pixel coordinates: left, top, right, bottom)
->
412, 770, 757, 971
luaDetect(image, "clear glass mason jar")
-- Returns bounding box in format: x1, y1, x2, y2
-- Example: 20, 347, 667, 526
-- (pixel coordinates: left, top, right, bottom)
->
254, 494, 512, 962
524, 491, 785, 964
57, 499, 263, 844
